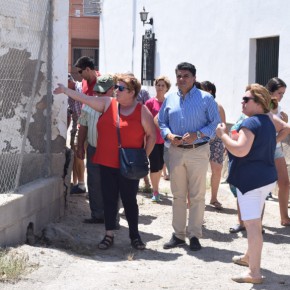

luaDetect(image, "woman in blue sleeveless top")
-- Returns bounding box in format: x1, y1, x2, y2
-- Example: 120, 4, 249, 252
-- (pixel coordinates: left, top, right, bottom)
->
216, 84, 277, 284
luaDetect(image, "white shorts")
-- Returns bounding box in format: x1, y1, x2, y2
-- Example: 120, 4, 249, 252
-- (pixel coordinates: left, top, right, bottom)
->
237, 182, 276, 221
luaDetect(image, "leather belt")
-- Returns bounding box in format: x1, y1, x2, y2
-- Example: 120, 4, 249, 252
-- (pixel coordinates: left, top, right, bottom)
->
177, 141, 208, 149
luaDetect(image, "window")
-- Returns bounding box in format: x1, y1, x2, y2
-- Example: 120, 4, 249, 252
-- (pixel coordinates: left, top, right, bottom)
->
255, 37, 279, 85
83, 0, 102, 17
141, 30, 156, 86
72, 47, 99, 69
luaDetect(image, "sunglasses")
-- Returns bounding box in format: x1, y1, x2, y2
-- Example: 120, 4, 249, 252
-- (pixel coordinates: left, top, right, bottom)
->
243, 96, 255, 103
114, 84, 129, 92
78, 69, 83, 74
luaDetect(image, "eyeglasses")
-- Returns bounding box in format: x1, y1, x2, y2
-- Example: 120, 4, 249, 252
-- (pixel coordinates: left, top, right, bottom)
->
114, 84, 129, 92
78, 69, 83, 74
242, 96, 255, 103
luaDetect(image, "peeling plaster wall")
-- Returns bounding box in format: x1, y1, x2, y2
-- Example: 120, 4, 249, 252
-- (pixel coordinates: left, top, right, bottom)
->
0, 0, 69, 189
0, 48, 44, 153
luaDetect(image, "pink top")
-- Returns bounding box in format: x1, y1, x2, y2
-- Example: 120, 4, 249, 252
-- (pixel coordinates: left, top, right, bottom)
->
145, 97, 164, 144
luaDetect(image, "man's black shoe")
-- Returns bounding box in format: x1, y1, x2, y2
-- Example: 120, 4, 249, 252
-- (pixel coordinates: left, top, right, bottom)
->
190, 236, 202, 251
83, 218, 104, 224
163, 234, 185, 249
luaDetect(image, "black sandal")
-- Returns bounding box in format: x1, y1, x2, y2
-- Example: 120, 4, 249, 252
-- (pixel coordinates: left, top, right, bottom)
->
98, 235, 114, 250
131, 238, 146, 250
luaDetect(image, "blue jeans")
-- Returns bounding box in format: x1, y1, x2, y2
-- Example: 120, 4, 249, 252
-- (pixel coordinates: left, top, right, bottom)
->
87, 144, 104, 219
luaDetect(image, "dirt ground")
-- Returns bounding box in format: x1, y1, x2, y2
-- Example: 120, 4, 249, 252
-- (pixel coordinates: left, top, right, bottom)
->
1, 176, 290, 290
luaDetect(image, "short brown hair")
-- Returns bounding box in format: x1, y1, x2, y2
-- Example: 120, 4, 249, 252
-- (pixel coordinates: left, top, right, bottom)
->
116, 74, 141, 98
247, 84, 272, 113
154, 76, 171, 92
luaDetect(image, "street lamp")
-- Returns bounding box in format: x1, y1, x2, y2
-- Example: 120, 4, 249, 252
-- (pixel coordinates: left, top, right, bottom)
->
139, 7, 153, 26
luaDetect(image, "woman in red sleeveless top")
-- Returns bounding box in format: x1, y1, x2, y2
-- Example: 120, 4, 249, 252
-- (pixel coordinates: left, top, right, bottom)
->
54, 74, 156, 250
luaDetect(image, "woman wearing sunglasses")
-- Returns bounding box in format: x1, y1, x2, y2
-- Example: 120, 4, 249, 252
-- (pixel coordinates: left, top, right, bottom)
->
53, 74, 156, 250
266, 77, 290, 227
216, 84, 277, 284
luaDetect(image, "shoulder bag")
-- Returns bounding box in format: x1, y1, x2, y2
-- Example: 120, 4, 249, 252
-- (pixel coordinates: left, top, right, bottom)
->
116, 104, 149, 180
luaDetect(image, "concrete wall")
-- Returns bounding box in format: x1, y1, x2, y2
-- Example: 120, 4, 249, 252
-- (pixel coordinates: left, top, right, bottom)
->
0, 177, 64, 246
0, 0, 69, 246
99, 0, 290, 124
0, 0, 68, 187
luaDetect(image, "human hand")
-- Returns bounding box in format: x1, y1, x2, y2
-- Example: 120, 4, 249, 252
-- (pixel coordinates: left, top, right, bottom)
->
53, 83, 66, 95
167, 133, 184, 146
280, 111, 288, 123
216, 123, 227, 138
182, 132, 196, 144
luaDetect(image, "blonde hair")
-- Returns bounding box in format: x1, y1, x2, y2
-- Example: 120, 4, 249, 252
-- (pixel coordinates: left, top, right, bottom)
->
154, 75, 171, 92
247, 84, 272, 113
116, 73, 141, 98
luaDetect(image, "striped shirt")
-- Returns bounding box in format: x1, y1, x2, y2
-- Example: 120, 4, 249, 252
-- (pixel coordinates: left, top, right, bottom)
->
158, 85, 220, 144
68, 81, 83, 135
78, 105, 102, 147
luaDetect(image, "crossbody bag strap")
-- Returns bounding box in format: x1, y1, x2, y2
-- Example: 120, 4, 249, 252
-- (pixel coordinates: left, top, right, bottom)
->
116, 103, 122, 148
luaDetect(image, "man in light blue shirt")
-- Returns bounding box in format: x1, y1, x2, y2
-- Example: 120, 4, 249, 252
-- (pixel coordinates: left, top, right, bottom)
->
158, 62, 220, 251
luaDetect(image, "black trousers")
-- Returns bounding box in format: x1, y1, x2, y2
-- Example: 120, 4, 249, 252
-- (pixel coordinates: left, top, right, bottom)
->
87, 144, 104, 219
99, 165, 140, 240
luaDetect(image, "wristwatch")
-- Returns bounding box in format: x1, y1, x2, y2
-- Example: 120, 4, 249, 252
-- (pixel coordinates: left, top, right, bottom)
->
196, 130, 202, 140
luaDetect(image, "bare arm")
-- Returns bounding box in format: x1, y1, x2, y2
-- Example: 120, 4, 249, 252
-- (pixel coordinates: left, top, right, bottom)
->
218, 103, 226, 124
217, 103, 228, 135
141, 105, 156, 156
216, 123, 254, 157
154, 113, 159, 128
268, 112, 290, 143
53, 83, 109, 113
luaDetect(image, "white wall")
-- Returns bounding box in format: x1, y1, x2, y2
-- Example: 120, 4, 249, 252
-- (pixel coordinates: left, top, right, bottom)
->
53, 0, 69, 140
100, 0, 290, 123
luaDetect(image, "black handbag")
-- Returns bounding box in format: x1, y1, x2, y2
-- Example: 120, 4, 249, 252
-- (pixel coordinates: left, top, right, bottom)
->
116, 104, 149, 180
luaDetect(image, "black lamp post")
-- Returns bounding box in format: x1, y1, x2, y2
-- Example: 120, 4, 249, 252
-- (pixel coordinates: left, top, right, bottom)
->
139, 7, 153, 26
139, 7, 156, 85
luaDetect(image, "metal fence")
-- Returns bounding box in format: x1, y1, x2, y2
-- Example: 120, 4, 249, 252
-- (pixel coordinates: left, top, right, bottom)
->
0, 0, 53, 194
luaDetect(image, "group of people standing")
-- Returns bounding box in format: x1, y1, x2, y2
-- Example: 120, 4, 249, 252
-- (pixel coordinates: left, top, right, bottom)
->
55, 58, 290, 285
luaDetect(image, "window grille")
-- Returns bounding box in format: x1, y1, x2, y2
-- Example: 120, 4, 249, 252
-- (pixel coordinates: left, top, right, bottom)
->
72, 47, 99, 69
141, 29, 156, 86
83, 0, 102, 16
256, 37, 279, 85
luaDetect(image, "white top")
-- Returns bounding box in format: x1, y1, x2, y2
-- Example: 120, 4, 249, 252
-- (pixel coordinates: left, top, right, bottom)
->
78, 105, 101, 147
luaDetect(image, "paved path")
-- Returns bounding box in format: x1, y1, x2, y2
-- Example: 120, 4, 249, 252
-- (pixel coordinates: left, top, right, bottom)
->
2, 178, 290, 290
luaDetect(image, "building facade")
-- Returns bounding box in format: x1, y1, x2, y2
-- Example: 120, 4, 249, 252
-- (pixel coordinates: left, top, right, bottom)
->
99, 0, 290, 123
69, 0, 101, 80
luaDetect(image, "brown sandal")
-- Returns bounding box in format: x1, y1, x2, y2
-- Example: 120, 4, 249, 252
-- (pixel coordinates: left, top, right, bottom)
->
98, 235, 114, 250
